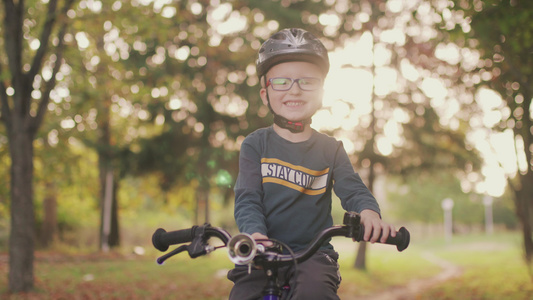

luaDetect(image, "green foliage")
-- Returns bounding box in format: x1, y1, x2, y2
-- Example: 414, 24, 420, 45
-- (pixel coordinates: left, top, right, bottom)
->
386, 172, 482, 225
465, 0, 533, 108
492, 192, 519, 229
33, 139, 100, 229
389, 105, 481, 175
118, 174, 199, 213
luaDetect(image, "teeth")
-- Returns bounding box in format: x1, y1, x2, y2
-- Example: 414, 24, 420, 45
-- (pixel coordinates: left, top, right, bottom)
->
285, 101, 303, 106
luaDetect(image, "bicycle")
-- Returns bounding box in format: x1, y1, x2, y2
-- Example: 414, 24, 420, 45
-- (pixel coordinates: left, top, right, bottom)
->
152, 211, 410, 300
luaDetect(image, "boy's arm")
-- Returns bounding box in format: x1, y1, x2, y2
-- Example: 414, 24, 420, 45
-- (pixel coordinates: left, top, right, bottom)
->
332, 144, 380, 214
332, 144, 395, 242
234, 139, 268, 236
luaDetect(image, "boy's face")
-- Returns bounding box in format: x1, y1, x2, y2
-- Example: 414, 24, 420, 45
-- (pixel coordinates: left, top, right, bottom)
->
260, 61, 324, 123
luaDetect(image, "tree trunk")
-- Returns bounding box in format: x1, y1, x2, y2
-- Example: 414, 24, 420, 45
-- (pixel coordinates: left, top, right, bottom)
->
196, 147, 211, 225
39, 181, 57, 248
2, 0, 74, 293
354, 242, 367, 270
354, 162, 375, 270
517, 92, 533, 265
109, 177, 120, 247
194, 187, 209, 224
514, 171, 533, 264
195, 193, 199, 225
93, 29, 120, 251
8, 132, 35, 292
99, 166, 120, 250
354, 101, 377, 271
354, 159, 374, 270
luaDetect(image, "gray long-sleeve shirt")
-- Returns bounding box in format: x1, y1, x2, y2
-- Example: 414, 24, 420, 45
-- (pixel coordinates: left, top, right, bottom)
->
234, 126, 380, 252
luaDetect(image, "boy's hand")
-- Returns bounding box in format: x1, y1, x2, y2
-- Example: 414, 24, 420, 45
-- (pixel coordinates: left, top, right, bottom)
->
359, 210, 396, 243
251, 232, 273, 247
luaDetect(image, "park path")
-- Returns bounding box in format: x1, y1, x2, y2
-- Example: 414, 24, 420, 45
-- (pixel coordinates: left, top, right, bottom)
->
342, 251, 463, 300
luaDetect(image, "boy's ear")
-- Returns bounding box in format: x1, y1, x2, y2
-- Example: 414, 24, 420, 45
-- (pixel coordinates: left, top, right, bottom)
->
318, 88, 324, 109
260, 88, 269, 106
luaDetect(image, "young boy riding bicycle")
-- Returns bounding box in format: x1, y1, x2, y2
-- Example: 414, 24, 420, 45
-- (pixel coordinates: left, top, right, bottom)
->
227, 28, 396, 300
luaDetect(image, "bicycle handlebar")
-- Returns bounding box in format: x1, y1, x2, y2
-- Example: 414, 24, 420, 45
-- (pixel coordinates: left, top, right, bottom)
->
152, 212, 410, 266
152, 226, 200, 252
276, 225, 409, 265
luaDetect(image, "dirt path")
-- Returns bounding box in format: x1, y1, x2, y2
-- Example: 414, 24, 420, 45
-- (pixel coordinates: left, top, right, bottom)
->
344, 252, 463, 300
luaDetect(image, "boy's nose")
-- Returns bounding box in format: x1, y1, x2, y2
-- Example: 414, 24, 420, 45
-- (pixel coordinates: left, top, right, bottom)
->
288, 82, 303, 94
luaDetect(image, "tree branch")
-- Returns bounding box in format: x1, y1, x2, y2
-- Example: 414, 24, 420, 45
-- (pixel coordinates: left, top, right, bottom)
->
30, 0, 77, 135
521, 89, 532, 173
2, 0, 22, 77
2, 0, 24, 117
27, 0, 59, 81
0, 63, 12, 131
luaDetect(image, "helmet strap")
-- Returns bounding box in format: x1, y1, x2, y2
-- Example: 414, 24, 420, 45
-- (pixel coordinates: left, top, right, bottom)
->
273, 113, 311, 133
263, 77, 311, 133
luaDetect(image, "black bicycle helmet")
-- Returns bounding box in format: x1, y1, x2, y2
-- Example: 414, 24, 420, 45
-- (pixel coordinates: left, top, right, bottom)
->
256, 28, 329, 78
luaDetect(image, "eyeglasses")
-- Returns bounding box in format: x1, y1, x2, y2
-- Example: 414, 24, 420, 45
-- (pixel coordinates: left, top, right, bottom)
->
267, 77, 323, 91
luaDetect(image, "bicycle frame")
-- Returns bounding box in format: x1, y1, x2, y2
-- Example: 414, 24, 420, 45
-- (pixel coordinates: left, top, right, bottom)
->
152, 212, 410, 299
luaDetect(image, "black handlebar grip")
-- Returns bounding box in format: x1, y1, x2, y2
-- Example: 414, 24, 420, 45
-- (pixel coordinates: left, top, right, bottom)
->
152, 226, 198, 252
385, 227, 410, 252
355, 226, 410, 252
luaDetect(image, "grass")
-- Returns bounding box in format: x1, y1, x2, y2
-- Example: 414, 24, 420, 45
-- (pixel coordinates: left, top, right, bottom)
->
416, 233, 533, 300
333, 238, 442, 298
1, 251, 235, 300
0, 231, 531, 299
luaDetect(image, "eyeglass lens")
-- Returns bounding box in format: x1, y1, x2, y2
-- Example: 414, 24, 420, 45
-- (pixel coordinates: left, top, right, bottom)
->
269, 77, 322, 91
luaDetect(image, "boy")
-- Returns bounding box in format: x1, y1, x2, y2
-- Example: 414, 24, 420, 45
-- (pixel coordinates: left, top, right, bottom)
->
227, 28, 396, 300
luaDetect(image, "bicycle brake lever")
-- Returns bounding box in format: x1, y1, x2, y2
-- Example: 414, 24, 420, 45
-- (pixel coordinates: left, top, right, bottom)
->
157, 244, 189, 265
343, 212, 362, 238
187, 225, 209, 258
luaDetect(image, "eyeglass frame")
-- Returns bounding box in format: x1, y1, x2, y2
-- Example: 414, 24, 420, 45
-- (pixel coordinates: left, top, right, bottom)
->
266, 77, 323, 91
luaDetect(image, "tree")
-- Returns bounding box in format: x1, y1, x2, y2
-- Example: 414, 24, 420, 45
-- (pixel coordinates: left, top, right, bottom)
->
0, 0, 76, 292
106, 0, 371, 225
449, 0, 533, 265
318, 0, 482, 270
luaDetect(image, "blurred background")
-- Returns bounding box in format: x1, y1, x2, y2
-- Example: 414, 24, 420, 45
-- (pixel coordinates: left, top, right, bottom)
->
0, 0, 532, 299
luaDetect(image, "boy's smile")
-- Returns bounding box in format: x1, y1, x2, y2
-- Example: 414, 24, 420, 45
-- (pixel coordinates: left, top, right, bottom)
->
285, 101, 304, 107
